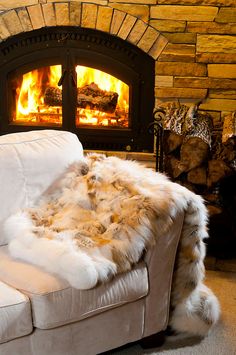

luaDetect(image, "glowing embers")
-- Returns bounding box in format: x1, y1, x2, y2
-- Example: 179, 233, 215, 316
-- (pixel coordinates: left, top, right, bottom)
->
76, 66, 129, 128
12, 65, 62, 126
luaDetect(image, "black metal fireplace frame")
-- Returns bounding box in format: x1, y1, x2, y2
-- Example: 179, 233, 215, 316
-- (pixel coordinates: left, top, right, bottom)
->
0, 26, 155, 152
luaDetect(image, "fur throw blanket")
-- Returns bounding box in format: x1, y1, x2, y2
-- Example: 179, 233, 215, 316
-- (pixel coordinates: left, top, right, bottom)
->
4, 154, 220, 336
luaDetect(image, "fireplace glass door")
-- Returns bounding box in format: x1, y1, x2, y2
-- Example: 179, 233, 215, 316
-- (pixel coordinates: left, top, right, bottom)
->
10, 65, 62, 126
9, 64, 130, 129
76, 66, 129, 128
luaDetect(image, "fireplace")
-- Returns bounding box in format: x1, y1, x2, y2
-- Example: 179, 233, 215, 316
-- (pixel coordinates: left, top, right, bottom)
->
0, 26, 155, 152
10, 65, 129, 129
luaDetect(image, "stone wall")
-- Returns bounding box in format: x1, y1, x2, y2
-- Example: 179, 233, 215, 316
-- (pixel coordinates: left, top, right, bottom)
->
0, 0, 236, 129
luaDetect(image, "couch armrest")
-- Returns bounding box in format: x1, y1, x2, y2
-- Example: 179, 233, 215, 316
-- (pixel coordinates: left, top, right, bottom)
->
143, 211, 184, 337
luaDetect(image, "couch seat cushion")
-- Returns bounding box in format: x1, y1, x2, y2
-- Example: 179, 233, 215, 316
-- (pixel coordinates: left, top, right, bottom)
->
0, 246, 148, 330
0, 281, 32, 344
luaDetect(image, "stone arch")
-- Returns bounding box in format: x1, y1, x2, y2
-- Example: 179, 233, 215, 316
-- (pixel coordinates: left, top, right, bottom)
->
0, 2, 168, 60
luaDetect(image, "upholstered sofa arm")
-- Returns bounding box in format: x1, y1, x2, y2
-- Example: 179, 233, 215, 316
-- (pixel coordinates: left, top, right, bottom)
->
143, 211, 184, 337
0, 130, 84, 247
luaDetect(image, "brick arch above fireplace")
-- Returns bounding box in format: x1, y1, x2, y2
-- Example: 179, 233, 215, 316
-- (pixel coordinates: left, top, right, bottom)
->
0, 2, 168, 60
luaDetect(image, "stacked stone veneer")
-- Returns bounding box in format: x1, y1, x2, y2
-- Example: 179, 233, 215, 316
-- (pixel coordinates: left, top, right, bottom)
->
0, 0, 236, 129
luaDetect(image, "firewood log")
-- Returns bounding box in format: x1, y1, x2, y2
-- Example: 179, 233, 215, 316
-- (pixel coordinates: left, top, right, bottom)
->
44, 83, 119, 113
204, 192, 221, 204
156, 103, 236, 213
222, 111, 236, 143
163, 130, 183, 154
187, 166, 207, 185
212, 135, 236, 169
158, 103, 189, 135
165, 155, 186, 178
44, 87, 62, 106
157, 103, 212, 147
207, 159, 232, 187
180, 137, 209, 172
207, 204, 223, 217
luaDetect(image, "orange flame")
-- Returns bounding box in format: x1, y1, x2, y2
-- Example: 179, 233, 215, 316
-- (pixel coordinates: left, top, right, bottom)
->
76, 65, 129, 111
14, 65, 129, 127
16, 65, 61, 118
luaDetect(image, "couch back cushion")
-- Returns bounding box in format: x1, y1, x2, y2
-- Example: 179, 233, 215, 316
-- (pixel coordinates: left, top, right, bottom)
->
0, 130, 84, 245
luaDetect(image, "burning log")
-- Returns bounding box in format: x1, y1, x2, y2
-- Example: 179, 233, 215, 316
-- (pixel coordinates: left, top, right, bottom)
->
44, 87, 62, 106
77, 83, 118, 113
44, 83, 119, 113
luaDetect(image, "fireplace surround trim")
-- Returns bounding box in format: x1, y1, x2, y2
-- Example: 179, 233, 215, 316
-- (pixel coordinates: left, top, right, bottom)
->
0, 3, 168, 61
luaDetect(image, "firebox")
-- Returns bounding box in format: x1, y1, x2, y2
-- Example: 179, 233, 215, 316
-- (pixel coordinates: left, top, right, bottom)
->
0, 27, 155, 152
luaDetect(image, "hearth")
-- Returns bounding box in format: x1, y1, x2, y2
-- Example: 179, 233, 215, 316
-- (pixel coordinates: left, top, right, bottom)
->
0, 27, 155, 152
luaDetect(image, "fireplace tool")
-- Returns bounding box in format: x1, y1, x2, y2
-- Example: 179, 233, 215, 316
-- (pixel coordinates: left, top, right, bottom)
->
148, 109, 165, 172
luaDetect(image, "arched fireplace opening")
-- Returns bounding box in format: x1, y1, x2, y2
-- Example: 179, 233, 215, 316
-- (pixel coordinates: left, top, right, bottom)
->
0, 26, 155, 152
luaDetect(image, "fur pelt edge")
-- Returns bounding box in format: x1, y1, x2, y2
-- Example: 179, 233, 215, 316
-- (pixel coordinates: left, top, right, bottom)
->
3, 154, 220, 337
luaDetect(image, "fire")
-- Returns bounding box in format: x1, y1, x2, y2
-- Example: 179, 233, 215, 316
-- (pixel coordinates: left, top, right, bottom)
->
17, 70, 43, 116
49, 65, 61, 87
76, 65, 129, 111
13, 65, 129, 127
16, 66, 61, 116
15, 65, 62, 124
75, 66, 129, 127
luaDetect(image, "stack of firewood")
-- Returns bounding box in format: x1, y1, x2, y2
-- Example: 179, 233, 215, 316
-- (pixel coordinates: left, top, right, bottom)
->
156, 104, 236, 213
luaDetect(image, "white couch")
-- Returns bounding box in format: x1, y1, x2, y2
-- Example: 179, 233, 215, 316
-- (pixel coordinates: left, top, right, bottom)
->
0, 130, 184, 355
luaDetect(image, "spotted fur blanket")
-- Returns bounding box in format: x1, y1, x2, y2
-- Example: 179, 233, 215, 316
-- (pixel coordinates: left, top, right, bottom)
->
4, 154, 220, 336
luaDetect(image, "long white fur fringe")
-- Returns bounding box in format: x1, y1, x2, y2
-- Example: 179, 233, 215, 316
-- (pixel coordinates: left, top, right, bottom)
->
3, 154, 220, 337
